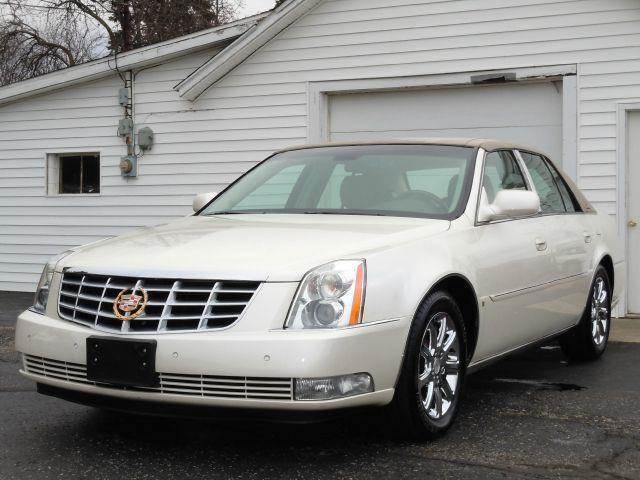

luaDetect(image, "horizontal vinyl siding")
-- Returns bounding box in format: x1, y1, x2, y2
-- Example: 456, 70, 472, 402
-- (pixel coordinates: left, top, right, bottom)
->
0, 47, 231, 291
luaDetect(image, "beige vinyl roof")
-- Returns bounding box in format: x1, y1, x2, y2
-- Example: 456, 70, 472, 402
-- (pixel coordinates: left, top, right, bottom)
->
276, 138, 541, 154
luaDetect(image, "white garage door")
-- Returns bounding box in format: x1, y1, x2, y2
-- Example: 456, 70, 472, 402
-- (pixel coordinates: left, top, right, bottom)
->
328, 81, 563, 163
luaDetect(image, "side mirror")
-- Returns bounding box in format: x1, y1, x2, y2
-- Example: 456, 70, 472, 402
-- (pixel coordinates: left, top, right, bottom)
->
192, 192, 218, 213
478, 189, 540, 222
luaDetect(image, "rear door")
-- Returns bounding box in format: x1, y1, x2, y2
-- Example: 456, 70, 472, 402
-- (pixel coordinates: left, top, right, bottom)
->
518, 151, 591, 329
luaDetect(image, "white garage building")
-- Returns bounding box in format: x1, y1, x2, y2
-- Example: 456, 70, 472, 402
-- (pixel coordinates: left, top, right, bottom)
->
0, 0, 638, 315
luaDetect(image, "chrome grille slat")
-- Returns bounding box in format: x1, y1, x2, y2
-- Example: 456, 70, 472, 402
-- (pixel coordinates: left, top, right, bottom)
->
95, 277, 111, 327
58, 272, 260, 333
23, 355, 293, 401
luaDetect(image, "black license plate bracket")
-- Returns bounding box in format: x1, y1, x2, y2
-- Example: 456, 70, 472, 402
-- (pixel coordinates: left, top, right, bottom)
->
86, 337, 159, 388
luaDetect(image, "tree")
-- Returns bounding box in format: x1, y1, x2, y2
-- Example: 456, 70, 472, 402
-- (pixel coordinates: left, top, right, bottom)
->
131, 0, 243, 48
0, 3, 102, 86
45, 0, 243, 53
0, 0, 243, 85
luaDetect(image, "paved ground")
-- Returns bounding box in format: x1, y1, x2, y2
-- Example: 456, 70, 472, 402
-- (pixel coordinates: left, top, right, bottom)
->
1, 291, 639, 479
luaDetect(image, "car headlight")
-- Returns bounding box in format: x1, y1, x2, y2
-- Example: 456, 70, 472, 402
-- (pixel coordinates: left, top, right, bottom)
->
285, 260, 366, 329
31, 250, 73, 315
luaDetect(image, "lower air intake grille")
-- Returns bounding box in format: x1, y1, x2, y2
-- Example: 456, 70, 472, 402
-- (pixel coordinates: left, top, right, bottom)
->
23, 355, 294, 401
58, 272, 260, 333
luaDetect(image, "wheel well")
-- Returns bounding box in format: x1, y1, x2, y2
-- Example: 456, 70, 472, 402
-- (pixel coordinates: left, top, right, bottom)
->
600, 255, 614, 291
429, 275, 479, 363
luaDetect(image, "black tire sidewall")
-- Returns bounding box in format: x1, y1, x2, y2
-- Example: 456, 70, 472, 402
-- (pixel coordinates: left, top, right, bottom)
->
586, 267, 611, 355
396, 290, 467, 435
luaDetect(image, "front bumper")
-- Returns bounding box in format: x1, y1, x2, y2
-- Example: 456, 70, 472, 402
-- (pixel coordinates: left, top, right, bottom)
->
16, 309, 410, 411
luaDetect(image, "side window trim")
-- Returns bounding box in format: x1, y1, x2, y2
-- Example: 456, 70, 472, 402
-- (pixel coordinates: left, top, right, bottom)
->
513, 149, 536, 194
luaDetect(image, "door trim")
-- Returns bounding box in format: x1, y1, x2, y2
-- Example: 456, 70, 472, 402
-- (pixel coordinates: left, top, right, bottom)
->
490, 271, 589, 302
616, 103, 640, 316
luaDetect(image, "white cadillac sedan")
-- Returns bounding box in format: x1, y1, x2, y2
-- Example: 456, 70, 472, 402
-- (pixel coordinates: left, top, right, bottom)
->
16, 139, 624, 438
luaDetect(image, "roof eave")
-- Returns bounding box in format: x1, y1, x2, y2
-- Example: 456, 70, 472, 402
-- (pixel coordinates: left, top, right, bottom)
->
175, 0, 323, 101
0, 14, 267, 107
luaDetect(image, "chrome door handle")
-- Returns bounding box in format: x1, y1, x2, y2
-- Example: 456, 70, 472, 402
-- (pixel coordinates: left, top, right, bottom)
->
535, 238, 547, 251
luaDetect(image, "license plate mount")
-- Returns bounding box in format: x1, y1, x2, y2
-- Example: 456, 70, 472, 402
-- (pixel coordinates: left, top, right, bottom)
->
86, 337, 159, 388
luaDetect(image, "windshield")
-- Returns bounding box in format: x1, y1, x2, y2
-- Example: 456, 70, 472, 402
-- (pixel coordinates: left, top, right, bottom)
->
201, 144, 477, 219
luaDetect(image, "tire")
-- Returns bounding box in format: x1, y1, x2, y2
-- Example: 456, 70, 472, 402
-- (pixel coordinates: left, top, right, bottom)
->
560, 265, 611, 361
388, 290, 467, 440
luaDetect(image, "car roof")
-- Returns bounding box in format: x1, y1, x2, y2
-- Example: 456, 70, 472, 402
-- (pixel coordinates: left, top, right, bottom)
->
275, 138, 542, 154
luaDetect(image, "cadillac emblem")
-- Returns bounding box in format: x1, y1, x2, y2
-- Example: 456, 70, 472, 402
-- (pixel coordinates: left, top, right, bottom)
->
113, 288, 148, 320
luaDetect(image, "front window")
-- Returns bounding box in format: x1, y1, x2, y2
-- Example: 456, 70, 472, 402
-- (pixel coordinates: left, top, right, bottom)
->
482, 150, 528, 203
201, 145, 477, 219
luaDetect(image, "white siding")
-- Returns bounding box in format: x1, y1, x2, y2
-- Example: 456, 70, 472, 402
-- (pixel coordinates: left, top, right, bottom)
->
1, 0, 640, 290
0, 48, 225, 291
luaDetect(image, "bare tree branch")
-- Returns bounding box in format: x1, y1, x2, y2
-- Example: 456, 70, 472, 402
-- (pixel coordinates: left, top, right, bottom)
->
0, 0, 244, 85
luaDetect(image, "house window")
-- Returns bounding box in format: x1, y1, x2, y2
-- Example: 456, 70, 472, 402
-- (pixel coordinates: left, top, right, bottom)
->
48, 153, 100, 194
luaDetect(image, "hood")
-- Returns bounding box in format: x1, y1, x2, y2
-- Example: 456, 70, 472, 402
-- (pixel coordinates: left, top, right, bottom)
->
59, 214, 450, 281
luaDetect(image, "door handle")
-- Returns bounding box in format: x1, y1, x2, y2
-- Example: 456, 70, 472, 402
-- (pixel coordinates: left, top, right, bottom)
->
583, 233, 592, 244
630, 219, 638, 228
535, 238, 547, 251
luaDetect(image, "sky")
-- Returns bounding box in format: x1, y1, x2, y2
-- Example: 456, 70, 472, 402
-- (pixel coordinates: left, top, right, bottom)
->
240, 0, 277, 17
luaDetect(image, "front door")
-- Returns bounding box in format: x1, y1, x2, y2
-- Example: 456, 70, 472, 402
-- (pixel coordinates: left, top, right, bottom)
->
628, 112, 640, 315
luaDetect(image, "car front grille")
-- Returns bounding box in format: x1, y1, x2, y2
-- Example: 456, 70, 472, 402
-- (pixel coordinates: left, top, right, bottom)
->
23, 355, 294, 401
58, 272, 260, 333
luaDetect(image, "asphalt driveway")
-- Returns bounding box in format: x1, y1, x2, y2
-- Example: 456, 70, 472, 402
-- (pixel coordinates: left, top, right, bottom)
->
1, 291, 639, 479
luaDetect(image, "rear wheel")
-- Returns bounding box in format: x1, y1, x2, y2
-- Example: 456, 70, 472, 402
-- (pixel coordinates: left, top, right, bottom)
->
389, 290, 466, 439
560, 265, 611, 361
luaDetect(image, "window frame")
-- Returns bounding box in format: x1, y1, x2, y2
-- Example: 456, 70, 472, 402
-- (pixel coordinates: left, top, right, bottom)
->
514, 149, 584, 217
46, 152, 101, 196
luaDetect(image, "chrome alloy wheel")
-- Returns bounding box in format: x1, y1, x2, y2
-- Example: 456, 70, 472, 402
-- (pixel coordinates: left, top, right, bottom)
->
418, 312, 461, 420
591, 277, 609, 346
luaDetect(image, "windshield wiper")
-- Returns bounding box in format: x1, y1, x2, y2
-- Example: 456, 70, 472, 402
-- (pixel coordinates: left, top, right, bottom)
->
203, 211, 266, 216
302, 210, 387, 216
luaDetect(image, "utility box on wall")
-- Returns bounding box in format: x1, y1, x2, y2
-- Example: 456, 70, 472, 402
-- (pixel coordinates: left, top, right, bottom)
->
119, 155, 138, 177
138, 127, 154, 151
118, 118, 133, 137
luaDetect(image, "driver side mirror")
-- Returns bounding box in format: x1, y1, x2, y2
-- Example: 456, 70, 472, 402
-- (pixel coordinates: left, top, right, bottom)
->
477, 189, 540, 223
192, 192, 218, 213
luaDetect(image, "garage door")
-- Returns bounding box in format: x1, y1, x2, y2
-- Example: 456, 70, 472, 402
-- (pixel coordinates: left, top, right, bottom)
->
328, 81, 563, 163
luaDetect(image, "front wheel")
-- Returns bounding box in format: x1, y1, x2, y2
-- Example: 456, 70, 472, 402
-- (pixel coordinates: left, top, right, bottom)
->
389, 290, 466, 439
560, 265, 611, 361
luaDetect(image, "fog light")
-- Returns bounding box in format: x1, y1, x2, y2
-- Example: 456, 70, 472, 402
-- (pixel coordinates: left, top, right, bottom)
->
294, 373, 374, 401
